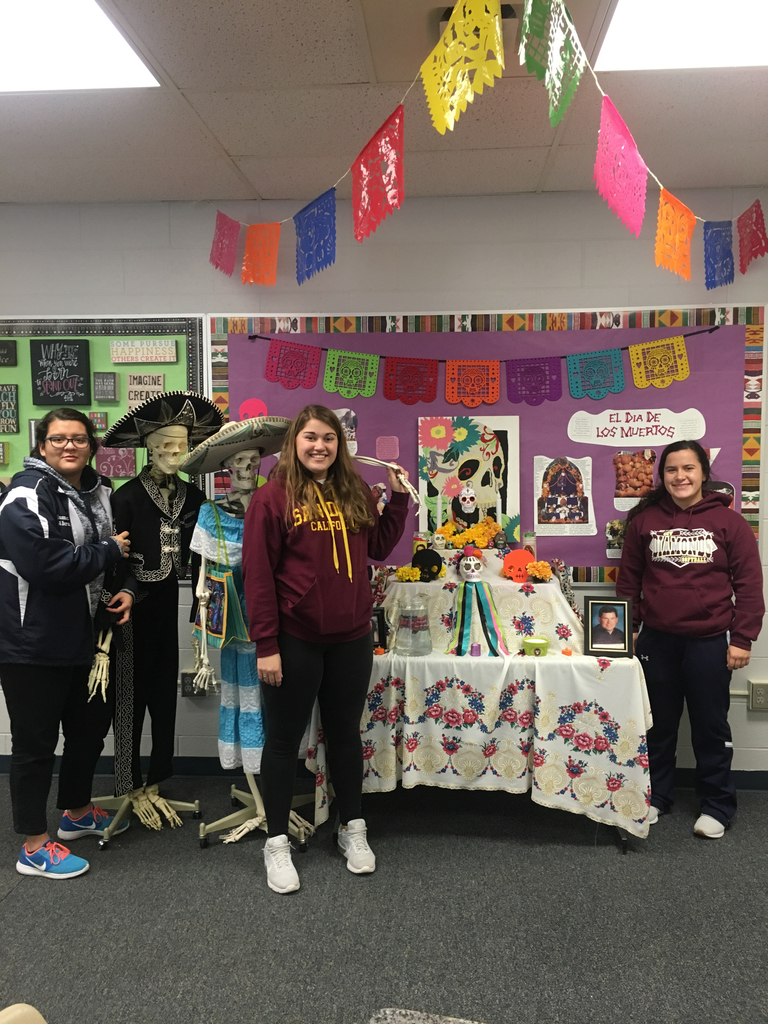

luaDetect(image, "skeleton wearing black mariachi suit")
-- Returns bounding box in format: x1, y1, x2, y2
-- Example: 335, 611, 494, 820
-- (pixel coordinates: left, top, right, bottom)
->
111, 468, 205, 795
101, 392, 223, 801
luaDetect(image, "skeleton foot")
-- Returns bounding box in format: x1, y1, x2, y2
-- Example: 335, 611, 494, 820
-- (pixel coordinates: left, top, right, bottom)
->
288, 811, 315, 837
221, 814, 266, 843
130, 787, 162, 830
145, 783, 183, 827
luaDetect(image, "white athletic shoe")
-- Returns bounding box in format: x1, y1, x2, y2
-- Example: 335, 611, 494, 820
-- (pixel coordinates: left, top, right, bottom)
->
263, 835, 300, 892
337, 818, 376, 874
647, 806, 659, 825
693, 814, 726, 839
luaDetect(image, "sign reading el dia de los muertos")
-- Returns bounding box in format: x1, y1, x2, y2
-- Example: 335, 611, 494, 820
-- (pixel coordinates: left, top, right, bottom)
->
0, 340, 17, 366
110, 337, 177, 363
0, 384, 19, 433
30, 339, 91, 406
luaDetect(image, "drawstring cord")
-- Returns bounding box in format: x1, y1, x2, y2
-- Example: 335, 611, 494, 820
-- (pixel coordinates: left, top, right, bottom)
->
312, 482, 353, 582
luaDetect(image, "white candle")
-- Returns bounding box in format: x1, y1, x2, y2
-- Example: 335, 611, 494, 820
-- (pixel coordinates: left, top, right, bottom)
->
496, 489, 502, 528
435, 490, 442, 531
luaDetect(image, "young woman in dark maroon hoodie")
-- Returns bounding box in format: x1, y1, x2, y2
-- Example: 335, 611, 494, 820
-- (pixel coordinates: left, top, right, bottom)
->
242, 405, 410, 892
618, 440, 764, 839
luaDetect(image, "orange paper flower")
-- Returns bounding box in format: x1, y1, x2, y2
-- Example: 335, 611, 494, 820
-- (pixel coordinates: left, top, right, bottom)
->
654, 189, 696, 281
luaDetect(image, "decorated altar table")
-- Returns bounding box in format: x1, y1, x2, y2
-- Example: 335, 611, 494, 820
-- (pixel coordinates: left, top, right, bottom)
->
307, 648, 653, 840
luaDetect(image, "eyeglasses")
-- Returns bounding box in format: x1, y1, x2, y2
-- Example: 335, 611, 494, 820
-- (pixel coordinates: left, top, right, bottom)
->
44, 436, 91, 449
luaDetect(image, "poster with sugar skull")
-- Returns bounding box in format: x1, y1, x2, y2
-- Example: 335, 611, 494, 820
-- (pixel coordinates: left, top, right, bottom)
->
417, 415, 520, 540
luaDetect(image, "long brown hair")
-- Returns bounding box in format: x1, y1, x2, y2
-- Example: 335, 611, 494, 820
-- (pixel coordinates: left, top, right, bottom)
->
274, 405, 374, 531
626, 440, 711, 523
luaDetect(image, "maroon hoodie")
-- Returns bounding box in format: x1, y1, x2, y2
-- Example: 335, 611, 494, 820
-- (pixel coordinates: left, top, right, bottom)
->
617, 490, 764, 649
242, 479, 409, 656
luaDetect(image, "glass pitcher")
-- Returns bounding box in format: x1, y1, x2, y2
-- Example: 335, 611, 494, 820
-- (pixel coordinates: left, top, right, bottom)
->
394, 592, 433, 657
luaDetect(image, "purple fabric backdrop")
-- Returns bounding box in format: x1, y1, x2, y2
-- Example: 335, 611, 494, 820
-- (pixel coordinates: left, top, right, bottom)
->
228, 325, 746, 568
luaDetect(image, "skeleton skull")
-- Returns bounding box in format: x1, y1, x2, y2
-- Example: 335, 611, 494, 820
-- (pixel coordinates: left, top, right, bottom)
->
146, 425, 188, 476
459, 486, 477, 515
432, 533, 446, 550
222, 449, 261, 493
459, 554, 483, 582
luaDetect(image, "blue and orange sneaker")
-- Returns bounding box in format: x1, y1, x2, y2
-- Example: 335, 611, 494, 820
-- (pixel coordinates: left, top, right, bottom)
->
57, 804, 130, 841
16, 840, 89, 879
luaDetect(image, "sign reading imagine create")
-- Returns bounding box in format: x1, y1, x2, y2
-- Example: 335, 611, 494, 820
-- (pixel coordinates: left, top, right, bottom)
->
110, 337, 178, 363
567, 407, 706, 448
127, 373, 165, 412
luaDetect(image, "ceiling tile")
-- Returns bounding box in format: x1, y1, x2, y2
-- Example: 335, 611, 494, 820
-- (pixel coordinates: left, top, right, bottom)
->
112, 0, 372, 90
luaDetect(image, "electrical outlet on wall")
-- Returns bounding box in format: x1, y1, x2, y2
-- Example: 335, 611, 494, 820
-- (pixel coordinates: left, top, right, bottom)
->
181, 671, 206, 698
748, 681, 768, 711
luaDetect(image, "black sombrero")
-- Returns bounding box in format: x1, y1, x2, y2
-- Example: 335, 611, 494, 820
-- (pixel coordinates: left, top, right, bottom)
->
101, 391, 224, 449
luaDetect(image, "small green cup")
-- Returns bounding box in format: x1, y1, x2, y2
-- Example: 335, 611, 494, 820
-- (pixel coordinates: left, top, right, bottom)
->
523, 637, 549, 657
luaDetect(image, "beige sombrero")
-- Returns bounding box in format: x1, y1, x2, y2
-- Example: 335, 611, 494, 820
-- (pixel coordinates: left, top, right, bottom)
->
178, 416, 291, 475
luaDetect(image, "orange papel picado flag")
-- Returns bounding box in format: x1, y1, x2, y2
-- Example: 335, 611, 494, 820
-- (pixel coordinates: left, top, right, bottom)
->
242, 222, 281, 286
654, 189, 696, 281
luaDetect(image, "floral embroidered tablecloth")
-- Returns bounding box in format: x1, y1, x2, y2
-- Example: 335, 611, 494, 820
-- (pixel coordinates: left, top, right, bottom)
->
382, 575, 584, 656
307, 650, 653, 838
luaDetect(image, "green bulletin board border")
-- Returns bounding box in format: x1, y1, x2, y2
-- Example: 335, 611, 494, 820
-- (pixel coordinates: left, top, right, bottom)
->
0, 316, 203, 482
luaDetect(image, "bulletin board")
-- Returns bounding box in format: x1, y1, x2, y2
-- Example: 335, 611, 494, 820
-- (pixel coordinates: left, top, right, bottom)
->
0, 317, 203, 484
211, 307, 763, 576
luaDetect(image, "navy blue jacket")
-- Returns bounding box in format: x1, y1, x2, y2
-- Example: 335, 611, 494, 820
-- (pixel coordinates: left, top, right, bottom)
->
0, 464, 123, 666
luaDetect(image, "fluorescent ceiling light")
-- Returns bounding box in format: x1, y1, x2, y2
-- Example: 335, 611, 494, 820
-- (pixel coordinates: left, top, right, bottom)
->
0, 0, 159, 91
595, 0, 768, 71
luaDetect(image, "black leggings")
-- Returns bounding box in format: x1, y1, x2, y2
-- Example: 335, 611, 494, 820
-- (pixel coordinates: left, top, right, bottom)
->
1, 662, 112, 836
260, 631, 373, 838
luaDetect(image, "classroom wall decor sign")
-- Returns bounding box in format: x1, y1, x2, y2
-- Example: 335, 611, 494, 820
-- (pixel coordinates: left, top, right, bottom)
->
0, 383, 19, 434
30, 339, 91, 406
110, 337, 178, 363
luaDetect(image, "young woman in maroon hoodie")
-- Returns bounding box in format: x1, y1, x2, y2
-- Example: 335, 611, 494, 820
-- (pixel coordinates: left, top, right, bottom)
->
242, 405, 410, 892
618, 440, 764, 839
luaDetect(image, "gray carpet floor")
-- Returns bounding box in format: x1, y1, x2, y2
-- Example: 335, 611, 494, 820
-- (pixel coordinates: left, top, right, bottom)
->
1, 776, 767, 1024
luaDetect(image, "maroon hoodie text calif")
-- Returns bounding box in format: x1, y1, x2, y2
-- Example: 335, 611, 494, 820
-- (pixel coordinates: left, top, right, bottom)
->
617, 490, 764, 649
242, 479, 409, 656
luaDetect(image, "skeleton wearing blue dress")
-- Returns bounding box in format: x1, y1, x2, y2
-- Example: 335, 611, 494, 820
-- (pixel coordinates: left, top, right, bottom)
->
190, 499, 264, 772
180, 417, 291, 779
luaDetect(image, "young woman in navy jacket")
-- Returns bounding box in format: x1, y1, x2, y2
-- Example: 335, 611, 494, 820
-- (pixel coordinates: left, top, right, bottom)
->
618, 440, 764, 839
243, 405, 409, 892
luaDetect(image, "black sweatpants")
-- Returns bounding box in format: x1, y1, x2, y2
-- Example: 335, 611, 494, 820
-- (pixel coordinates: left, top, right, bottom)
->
260, 630, 373, 838
636, 626, 736, 825
1, 662, 112, 836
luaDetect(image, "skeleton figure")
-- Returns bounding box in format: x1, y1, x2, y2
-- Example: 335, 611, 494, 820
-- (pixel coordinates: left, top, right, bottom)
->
452, 485, 480, 528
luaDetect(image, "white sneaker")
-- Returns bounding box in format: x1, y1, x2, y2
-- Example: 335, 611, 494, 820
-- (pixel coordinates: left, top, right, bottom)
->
337, 818, 376, 874
693, 814, 726, 839
263, 835, 300, 892
647, 806, 659, 825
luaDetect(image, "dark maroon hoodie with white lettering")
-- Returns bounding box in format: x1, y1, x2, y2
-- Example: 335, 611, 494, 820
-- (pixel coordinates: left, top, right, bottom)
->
617, 490, 764, 649
242, 479, 408, 656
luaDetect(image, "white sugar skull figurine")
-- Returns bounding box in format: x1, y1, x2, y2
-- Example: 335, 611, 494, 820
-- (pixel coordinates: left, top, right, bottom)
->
459, 547, 483, 582
432, 532, 446, 550
459, 485, 477, 516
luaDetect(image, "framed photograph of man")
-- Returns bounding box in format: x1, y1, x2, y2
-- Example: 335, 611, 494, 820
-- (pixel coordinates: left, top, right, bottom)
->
584, 597, 633, 658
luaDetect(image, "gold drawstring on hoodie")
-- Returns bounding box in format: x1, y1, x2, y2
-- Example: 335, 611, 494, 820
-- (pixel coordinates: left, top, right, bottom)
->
312, 482, 353, 582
